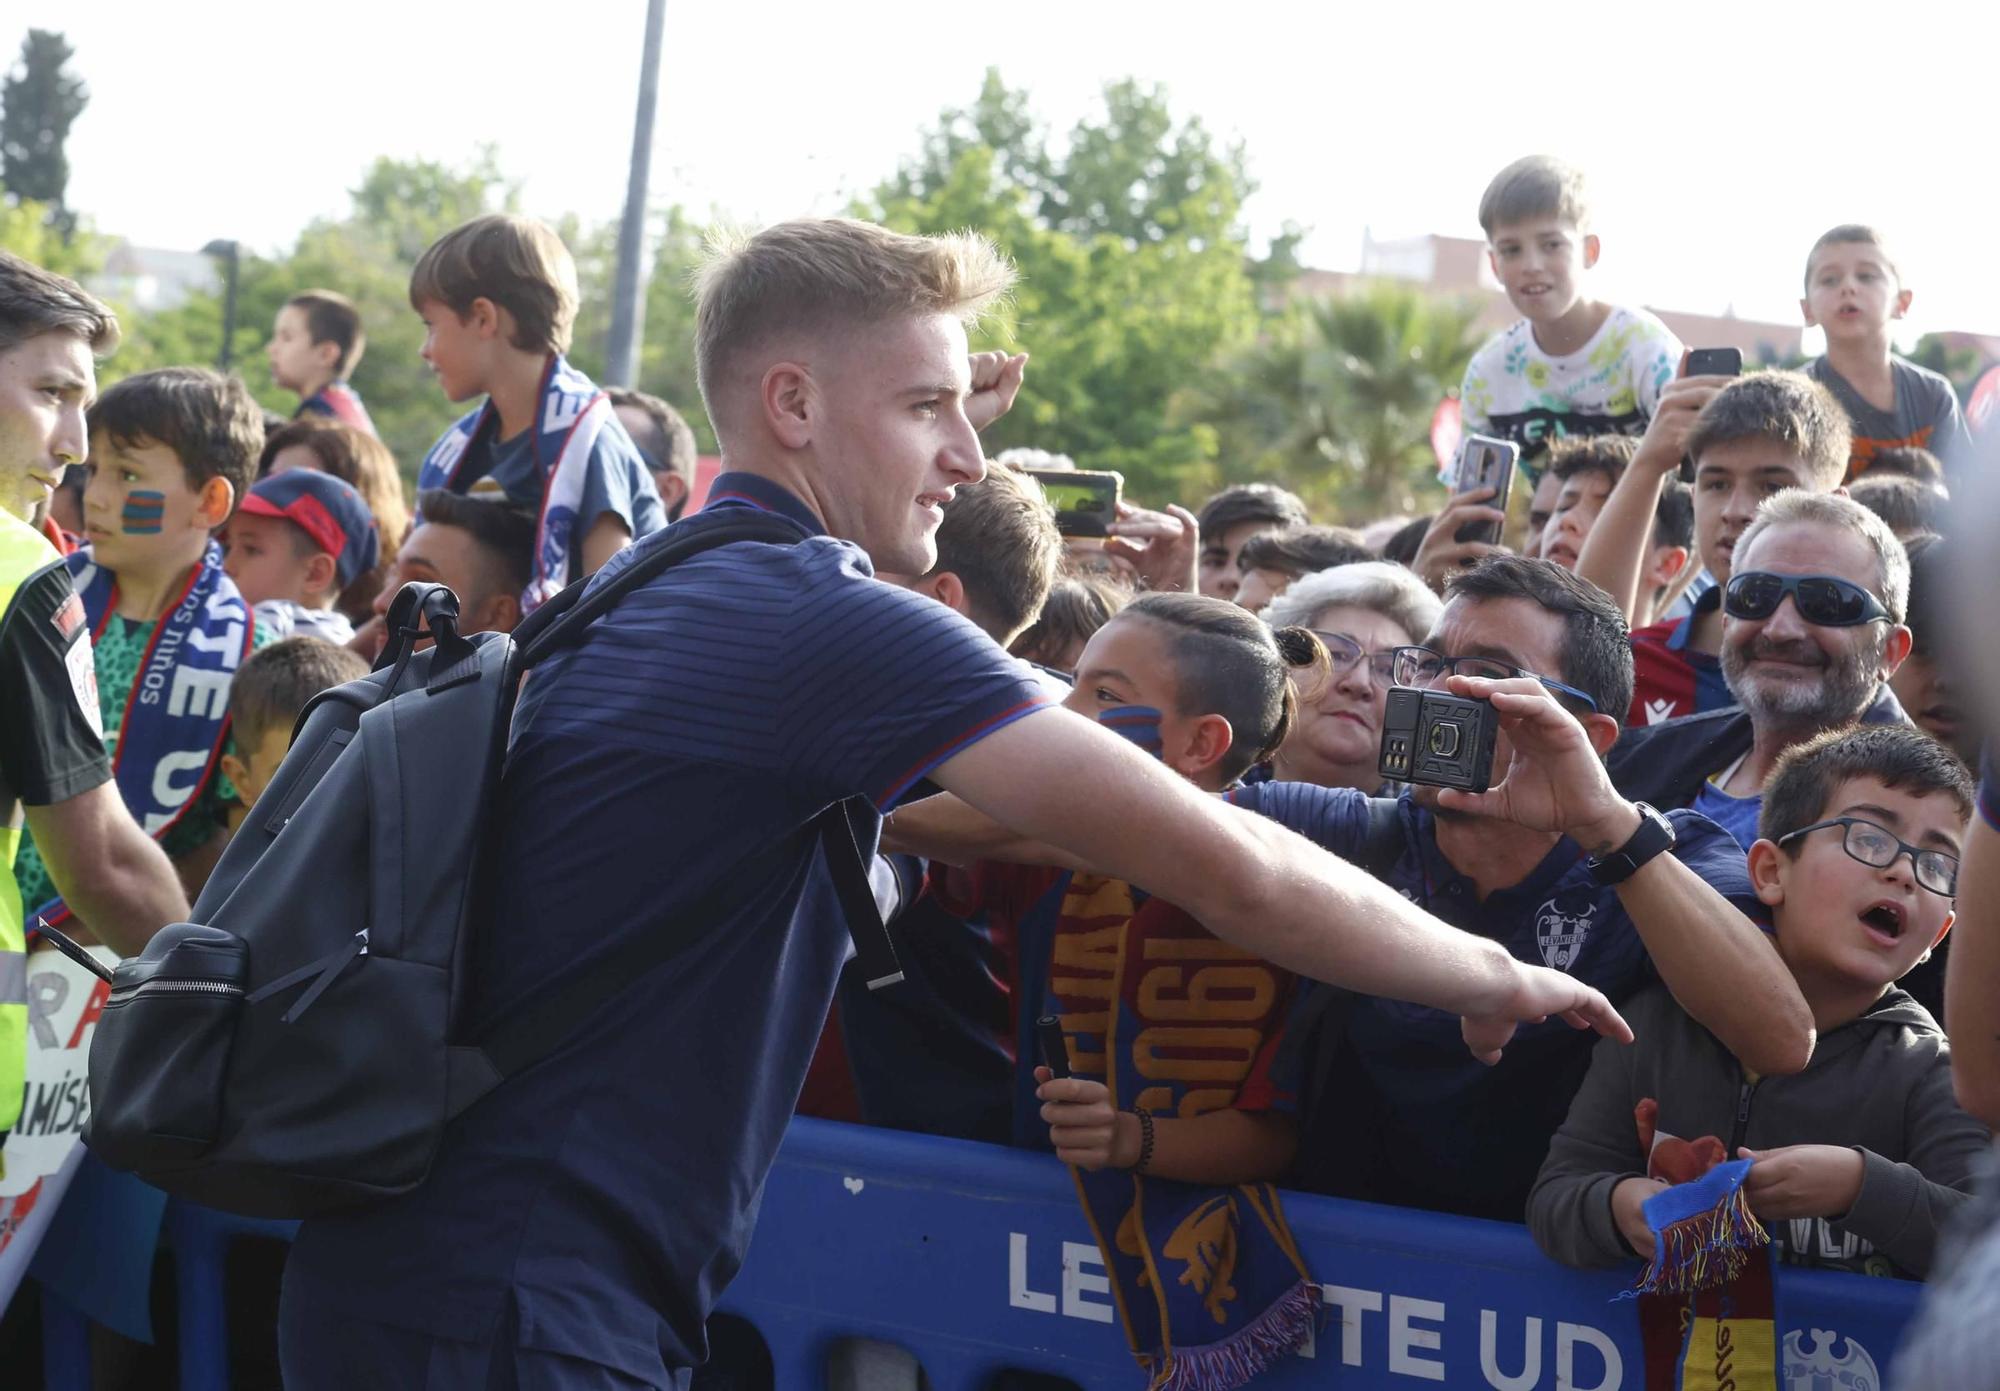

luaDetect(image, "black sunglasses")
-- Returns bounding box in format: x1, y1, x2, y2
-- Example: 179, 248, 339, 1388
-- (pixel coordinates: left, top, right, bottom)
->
1722, 572, 1892, 627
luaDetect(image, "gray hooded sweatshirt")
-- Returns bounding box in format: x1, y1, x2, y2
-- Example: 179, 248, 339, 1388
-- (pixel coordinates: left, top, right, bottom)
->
1529, 983, 1989, 1279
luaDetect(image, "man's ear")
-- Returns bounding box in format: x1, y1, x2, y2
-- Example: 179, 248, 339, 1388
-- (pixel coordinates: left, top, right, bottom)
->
761, 362, 814, 452
474, 591, 523, 637
196, 476, 235, 530
1171, 713, 1235, 782
1581, 233, 1601, 270
1579, 710, 1621, 758
1880, 623, 1914, 678
1747, 837, 1788, 908
303, 550, 339, 600
655, 472, 689, 519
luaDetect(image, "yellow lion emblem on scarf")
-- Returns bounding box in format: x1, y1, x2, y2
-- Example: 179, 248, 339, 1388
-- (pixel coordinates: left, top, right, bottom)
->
1164, 1194, 1242, 1324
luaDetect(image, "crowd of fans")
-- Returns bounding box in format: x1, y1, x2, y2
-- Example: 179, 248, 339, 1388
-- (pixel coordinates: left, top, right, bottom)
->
0, 145, 1995, 1388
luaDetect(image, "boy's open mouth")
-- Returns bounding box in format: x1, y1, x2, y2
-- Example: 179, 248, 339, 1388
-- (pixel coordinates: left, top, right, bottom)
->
1860, 900, 1906, 943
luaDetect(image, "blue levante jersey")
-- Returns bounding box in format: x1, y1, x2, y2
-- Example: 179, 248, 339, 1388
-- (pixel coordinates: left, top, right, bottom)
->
1225, 782, 1759, 1222
283, 473, 1051, 1382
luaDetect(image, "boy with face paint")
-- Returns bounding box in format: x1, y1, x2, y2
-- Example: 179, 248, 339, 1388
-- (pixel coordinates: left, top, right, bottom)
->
13, 367, 265, 931
1533, 725, 1987, 1279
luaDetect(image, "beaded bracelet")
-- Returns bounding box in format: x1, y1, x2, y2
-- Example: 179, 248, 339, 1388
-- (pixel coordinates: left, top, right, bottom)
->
1131, 1106, 1156, 1174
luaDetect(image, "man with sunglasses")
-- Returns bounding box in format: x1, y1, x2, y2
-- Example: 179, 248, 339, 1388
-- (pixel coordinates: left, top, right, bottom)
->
1607, 491, 1911, 849
1235, 554, 1812, 1222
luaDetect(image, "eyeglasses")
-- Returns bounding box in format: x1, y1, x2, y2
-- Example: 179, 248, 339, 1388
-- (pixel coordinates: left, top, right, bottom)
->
1389, 645, 1600, 713
1776, 817, 1959, 897
1306, 631, 1398, 683
1722, 572, 1892, 628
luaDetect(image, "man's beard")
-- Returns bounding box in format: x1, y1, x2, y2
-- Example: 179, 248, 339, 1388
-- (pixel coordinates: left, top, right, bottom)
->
1722, 631, 1882, 730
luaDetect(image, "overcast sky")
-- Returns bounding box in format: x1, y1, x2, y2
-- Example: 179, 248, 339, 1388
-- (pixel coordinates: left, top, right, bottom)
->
21, 0, 2000, 338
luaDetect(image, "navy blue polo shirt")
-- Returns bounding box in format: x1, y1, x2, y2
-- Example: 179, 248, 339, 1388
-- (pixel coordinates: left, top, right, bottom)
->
283, 473, 1050, 1380
1228, 782, 1759, 1222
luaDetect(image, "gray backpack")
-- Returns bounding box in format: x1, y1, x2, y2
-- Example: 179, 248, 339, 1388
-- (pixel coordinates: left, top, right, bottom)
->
85, 509, 900, 1218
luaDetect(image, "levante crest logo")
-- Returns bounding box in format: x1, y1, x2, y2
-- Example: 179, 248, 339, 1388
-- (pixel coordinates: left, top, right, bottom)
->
1535, 894, 1598, 971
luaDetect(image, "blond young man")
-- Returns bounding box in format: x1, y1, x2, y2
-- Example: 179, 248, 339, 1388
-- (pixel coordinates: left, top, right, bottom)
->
277, 218, 1633, 1389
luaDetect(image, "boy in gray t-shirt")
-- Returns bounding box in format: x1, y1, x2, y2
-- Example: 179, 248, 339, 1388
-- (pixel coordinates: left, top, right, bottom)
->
1801, 224, 1972, 481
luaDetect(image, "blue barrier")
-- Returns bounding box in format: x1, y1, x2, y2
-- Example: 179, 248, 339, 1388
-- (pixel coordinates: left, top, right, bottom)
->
719, 1118, 1920, 1390
36, 1119, 1922, 1389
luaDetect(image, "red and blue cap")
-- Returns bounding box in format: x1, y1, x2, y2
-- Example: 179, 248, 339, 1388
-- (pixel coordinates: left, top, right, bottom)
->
239, 470, 380, 588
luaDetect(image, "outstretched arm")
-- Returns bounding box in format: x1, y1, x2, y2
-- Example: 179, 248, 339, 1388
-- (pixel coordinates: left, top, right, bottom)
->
1435, 676, 1814, 1077
932, 707, 1631, 1059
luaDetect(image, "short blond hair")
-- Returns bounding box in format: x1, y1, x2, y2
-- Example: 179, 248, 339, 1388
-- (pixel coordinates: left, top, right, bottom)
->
409, 214, 578, 355
693, 218, 1015, 427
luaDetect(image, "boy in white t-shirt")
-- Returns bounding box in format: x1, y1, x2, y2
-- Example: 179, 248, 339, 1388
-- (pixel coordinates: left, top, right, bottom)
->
1458, 155, 1683, 478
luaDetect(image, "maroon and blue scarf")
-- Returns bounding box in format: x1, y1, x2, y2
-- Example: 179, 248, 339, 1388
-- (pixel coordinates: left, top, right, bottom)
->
416, 353, 613, 612
1026, 707, 1320, 1389
30, 543, 249, 928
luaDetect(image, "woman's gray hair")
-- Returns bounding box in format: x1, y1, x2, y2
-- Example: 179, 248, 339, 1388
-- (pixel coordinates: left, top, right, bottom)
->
1263, 560, 1441, 642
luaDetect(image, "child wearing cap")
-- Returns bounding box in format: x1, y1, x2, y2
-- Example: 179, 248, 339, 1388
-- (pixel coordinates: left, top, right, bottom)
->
223, 470, 380, 645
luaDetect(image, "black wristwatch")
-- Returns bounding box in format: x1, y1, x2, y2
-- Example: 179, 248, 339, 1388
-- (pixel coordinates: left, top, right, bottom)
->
1585, 802, 1675, 885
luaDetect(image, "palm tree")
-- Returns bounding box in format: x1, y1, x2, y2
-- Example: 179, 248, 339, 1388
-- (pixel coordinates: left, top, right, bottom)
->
1186, 281, 1486, 520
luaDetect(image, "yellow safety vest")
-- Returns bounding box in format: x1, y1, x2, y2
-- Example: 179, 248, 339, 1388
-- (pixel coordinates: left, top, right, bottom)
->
0, 510, 64, 1132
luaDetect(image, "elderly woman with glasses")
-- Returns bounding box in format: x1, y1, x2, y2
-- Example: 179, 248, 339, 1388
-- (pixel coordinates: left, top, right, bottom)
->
1262, 562, 1443, 793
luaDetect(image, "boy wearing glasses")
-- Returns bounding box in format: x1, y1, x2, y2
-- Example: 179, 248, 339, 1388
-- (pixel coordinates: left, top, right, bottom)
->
1532, 724, 1986, 1278
1608, 491, 1911, 848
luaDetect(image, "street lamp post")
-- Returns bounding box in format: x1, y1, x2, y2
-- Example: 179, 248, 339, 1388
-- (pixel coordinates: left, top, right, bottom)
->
607, 0, 667, 387
201, 239, 241, 371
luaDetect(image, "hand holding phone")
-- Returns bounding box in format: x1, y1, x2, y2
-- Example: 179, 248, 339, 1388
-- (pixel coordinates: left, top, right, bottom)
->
1451, 435, 1519, 546
1670, 348, 1743, 481
1025, 469, 1123, 538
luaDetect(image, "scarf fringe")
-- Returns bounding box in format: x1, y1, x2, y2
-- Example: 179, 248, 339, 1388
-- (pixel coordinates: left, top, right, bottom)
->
1146, 1279, 1322, 1391
1625, 1183, 1768, 1298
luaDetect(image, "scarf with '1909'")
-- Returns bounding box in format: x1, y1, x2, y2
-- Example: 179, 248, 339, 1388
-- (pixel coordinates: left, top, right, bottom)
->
1031, 843, 1319, 1389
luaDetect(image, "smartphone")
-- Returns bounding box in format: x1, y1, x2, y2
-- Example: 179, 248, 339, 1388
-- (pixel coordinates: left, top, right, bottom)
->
1451, 434, 1519, 545
1678, 349, 1745, 480
1025, 468, 1123, 538
1685, 347, 1743, 379
34, 919, 116, 982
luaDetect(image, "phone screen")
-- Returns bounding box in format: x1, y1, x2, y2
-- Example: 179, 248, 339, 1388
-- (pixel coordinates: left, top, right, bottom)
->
1027, 470, 1122, 537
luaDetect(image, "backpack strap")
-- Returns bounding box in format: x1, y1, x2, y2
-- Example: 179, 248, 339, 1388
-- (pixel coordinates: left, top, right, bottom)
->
444, 512, 904, 1116
448, 797, 893, 1117
513, 509, 805, 666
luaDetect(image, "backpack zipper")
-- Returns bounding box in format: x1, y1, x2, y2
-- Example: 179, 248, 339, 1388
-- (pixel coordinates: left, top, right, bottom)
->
108, 978, 245, 1005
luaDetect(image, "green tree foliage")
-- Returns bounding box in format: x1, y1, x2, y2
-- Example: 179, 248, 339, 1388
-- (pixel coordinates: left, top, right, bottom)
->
865, 69, 1259, 504
567, 204, 716, 451
1, 29, 87, 234
1906, 333, 1986, 402
113, 153, 517, 483
1182, 282, 1486, 517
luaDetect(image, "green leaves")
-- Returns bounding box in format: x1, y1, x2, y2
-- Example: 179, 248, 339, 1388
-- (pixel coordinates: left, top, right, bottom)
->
1183, 282, 1487, 517
864, 70, 1259, 505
